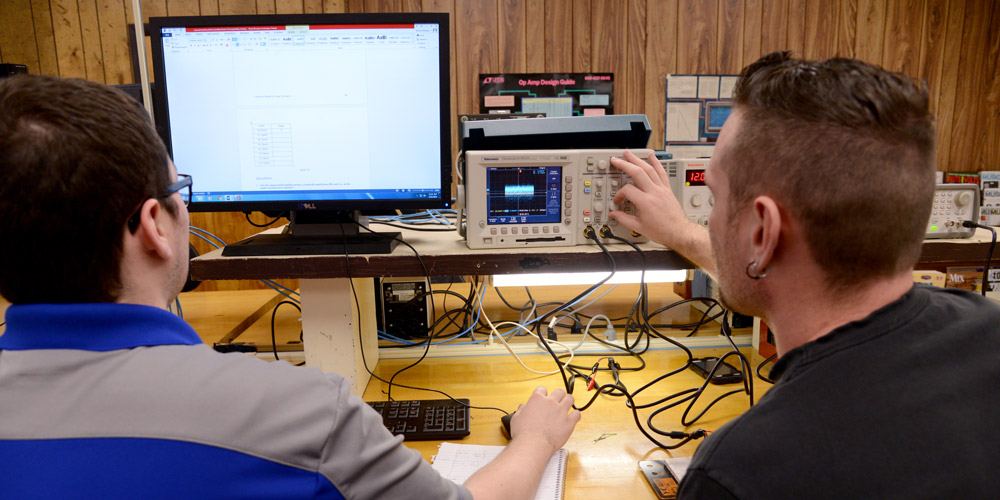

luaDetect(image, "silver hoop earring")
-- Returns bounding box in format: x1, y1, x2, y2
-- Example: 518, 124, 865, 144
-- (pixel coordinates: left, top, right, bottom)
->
746, 261, 767, 280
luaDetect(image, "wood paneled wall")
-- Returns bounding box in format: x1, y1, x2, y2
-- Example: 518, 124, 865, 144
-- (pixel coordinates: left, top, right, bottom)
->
2, 0, 998, 291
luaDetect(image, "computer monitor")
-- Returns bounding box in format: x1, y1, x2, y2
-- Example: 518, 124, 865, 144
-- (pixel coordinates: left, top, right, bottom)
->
704, 101, 732, 134
148, 13, 451, 255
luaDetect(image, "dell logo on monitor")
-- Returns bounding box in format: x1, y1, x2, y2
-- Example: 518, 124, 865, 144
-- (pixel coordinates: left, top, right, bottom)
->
299, 203, 317, 210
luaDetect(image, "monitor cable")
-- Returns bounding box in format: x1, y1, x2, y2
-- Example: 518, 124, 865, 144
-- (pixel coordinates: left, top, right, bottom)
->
244, 211, 287, 228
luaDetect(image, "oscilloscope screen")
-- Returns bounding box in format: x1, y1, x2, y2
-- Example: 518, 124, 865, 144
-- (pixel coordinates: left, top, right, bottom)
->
485, 166, 562, 224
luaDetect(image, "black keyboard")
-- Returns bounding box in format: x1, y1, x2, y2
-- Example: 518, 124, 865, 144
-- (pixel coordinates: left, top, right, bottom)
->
367, 398, 471, 441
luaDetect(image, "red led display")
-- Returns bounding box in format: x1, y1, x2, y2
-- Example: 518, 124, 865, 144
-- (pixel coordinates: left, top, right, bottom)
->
685, 169, 706, 186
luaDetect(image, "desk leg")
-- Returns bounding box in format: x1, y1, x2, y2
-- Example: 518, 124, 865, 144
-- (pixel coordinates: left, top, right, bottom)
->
299, 278, 380, 395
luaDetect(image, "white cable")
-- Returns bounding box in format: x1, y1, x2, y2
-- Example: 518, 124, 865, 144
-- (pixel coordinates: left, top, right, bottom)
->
479, 286, 574, 375
584, 314, 615, 340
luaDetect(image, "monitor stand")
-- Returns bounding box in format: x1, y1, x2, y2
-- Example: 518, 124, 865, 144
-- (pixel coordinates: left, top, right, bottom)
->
221, 211, 400, 256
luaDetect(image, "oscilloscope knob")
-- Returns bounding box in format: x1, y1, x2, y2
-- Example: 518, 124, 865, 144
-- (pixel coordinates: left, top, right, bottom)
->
955, 191, 974, 207
598, 159, 608, 170
690, 194, 703, 208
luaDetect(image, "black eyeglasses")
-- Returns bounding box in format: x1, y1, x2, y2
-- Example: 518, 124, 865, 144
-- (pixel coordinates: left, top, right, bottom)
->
127, 174, 192, 233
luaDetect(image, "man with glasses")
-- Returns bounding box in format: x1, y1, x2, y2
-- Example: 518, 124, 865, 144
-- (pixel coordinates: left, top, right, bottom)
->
0, 75, 578, 499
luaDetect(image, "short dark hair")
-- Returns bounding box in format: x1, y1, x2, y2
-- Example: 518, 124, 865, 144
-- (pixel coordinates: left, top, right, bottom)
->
727, 51, 935, 290
0, 75, 174, 303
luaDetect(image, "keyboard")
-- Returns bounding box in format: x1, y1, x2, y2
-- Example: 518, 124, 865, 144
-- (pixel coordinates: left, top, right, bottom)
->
367, 398, 471, 441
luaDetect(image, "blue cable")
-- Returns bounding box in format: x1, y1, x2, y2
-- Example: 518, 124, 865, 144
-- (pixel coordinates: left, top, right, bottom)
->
261, 279, 300, 298
189, 230, 222, 249
189, 226, 226, 248
188, 226, 299, 303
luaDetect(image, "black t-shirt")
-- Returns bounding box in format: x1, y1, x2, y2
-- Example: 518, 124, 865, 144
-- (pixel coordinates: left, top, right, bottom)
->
678, 285, 1000, 499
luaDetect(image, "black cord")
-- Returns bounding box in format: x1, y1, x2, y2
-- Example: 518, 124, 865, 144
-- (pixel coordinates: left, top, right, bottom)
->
345, 222, 500, 413
533, 228, 619, 405
494, 286, 536, 312
345, 270, 505, 414
756, 353, 777, 383
270, 300, 302, 361
962, 221, 997, 296
245, 211, 287, 228
371, 222, 457, 232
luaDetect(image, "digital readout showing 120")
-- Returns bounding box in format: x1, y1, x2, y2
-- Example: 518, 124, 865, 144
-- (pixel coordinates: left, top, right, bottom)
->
685, 169, 706, 186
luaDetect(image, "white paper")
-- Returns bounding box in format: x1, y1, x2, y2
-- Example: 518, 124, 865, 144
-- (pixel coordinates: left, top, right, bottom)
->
432, 443, 565, 500
719, 76, 739, 99
697, 76, 720, 99
666, 102, 702, 141
667, 75, 698, 98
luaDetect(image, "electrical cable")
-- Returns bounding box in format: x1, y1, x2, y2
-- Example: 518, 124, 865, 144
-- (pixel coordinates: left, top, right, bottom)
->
372, 222, 456, 232
188, 226, 300, 303
532, 227, 619, 409
348, 221, 491, 406
244, 211, 287, 228
270, 299, 302, 361
342, 243, 506, 414
595, 226, 757, 448
962, 221, 997, 296
756, 353, 777, 383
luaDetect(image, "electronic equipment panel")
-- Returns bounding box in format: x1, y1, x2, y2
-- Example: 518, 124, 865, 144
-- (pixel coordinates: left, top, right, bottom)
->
464, 149, 652, 249
926, 184, 979, 239
663, 158, 713, 227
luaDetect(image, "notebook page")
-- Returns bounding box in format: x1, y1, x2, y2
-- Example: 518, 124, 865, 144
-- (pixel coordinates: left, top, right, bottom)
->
432, 442, 566, 500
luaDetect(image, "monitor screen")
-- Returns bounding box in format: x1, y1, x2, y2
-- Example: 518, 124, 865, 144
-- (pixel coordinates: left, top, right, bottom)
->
148, 14, 451, 217
704, 101, 732, 134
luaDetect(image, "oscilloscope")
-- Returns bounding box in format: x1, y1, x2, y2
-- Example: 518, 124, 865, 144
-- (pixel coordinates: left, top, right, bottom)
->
464, 149, 653, 249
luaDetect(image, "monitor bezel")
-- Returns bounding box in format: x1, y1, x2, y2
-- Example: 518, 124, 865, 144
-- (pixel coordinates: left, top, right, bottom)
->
147, 13, 452, 214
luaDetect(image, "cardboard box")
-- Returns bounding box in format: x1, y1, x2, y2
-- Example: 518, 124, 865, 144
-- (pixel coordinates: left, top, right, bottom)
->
982, 203, 1000, 226
913, 270, 946, 287
945, 266, 984, 292
989, 268, 1000, 293
980, 171, 1000, 190
980, 171, 999, 226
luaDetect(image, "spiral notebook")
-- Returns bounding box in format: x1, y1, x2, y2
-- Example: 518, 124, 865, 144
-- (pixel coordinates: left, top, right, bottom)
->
431, 442, 567, 500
